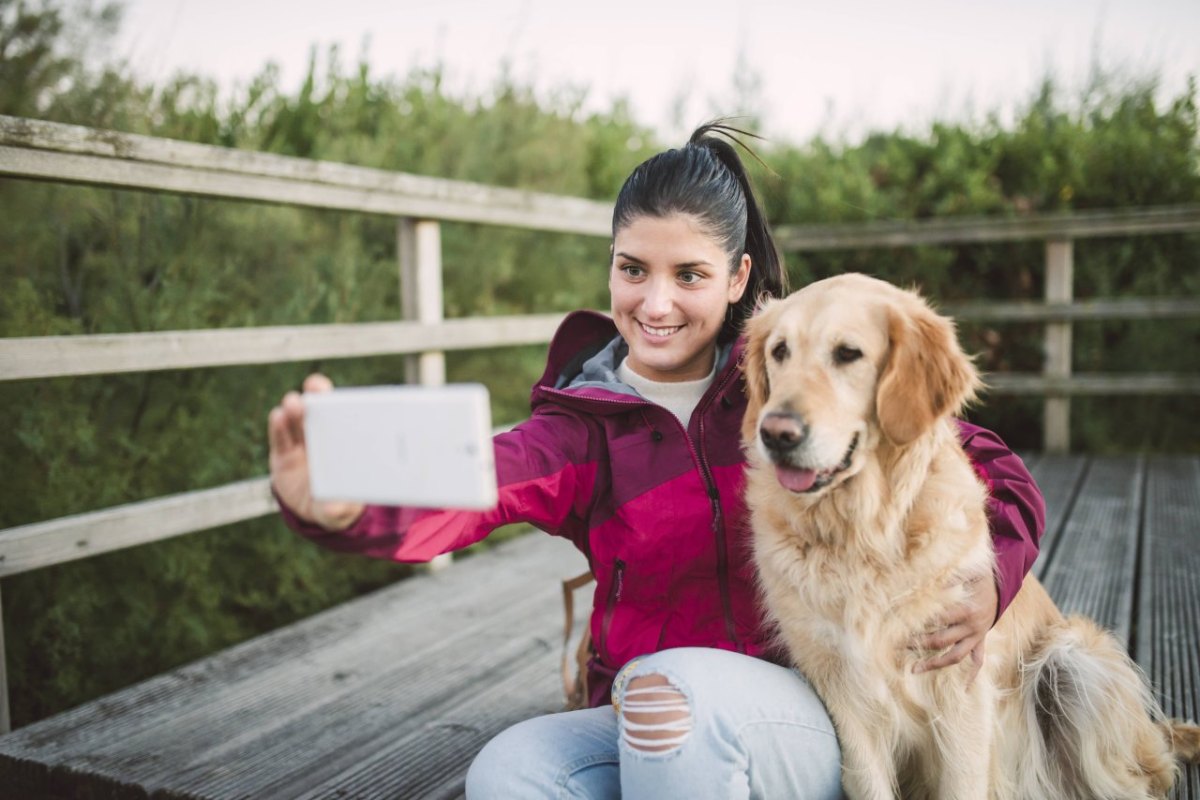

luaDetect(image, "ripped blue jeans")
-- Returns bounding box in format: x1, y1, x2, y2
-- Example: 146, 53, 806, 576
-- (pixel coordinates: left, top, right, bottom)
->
465, 647, 843, 799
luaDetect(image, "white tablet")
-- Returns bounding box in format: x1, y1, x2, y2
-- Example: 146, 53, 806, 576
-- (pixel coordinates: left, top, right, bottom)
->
303, 384, 498, 510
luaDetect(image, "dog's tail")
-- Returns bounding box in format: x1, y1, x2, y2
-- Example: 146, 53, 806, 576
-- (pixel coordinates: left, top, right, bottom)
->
1166, 718, 1200, 763
1017, 615, 1181, 800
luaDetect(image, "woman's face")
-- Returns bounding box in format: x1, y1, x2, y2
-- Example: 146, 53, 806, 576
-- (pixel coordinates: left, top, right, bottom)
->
609, 213, 751, 383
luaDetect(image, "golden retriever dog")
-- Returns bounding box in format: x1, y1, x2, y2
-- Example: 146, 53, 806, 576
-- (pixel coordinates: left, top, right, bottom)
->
741, 273, 1200, 799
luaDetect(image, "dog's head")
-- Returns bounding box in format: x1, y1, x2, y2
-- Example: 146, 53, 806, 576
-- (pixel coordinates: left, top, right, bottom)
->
741, 273, 981, 496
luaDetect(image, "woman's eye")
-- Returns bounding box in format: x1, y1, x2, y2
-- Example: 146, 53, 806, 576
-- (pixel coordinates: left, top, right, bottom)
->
771, 341, 789, 363
621, 265, 645, 278
678, 271, 702, 285
834, 345, 863, 365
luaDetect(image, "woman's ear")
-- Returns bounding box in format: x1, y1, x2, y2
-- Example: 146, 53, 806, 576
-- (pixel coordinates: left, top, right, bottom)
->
876, 298, 981, 446
740, 303, 772, 447
728, 253, 752, 304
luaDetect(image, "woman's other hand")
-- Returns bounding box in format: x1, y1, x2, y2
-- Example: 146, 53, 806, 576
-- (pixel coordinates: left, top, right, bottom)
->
912, 573, 999, 683
267, 373, 364, 531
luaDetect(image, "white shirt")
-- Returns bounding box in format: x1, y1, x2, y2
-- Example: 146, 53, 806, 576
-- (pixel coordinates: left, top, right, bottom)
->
617, 357, 717, 427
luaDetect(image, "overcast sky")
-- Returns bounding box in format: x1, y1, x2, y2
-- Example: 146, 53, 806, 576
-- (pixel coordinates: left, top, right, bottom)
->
115, 0, 1199, 144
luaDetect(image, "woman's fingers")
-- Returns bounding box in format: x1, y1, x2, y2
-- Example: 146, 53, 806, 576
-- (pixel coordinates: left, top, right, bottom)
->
279, 390, 306, 445
267, 406, 293, 453
915, 621, 970, 653
914, 636, 978, 674
303, 372, 333, 393
269, 372, 364, 531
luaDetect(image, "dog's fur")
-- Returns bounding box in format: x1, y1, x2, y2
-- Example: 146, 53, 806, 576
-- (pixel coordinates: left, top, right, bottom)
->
741, 273, 1200, 799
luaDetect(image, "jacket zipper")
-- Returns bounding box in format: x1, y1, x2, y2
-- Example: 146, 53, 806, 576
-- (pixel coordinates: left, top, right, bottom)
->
597, 558, 625, 661
541, 373, 743, 654
696, 369, 742, 651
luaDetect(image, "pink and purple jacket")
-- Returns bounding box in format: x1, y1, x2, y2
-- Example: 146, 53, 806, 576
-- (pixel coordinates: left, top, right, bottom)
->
279, 310, 1046, 708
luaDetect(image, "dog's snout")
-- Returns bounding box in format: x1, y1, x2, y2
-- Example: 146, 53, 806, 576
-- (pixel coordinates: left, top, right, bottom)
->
760, 412, 807, 454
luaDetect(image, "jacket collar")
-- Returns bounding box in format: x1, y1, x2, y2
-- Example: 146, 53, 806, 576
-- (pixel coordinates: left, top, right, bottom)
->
532, 310, 746, 413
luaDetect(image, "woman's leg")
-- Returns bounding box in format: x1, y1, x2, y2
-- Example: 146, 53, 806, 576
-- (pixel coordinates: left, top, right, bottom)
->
465, 705, 620, 799
613, 647, 842, 800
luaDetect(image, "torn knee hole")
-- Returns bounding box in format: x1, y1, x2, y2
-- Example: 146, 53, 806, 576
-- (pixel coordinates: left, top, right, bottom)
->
621, 673, 693, 753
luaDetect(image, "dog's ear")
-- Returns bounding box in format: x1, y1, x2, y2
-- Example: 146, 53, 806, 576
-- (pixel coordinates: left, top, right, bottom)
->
739, 305, 773, 447
876, 297, 981, 446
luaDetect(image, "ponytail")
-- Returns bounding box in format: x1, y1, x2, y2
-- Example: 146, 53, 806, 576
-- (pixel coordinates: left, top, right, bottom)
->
612, 119, 788, 342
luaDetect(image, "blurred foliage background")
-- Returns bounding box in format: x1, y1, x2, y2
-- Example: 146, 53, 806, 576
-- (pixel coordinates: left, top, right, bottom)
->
1, 0, 1197, 727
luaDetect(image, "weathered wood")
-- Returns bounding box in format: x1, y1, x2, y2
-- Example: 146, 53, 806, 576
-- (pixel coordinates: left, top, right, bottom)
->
1, 455, 1196, 798
984, 372, 1200, 395
400, 218, 447, 388
1025, 454, 1088, 581
2, 421, 517, 576
0, 585, 8, 735
776, 205, 1200, 250
0, 117, 612, 236
1040, 457, 1143, 642
0, 478, 277, 578
1137, 457, 1200, 799
0, 313, 570, 381
0, 531, 587, 800
1043, 238, 1074, 453
943, 297, 1200, 323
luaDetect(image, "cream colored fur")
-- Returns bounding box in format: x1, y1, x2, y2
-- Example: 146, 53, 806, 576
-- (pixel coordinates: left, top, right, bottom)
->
741, 273, 1198, 800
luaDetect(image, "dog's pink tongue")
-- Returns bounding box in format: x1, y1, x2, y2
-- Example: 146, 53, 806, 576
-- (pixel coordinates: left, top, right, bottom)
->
775, 465, 817, 493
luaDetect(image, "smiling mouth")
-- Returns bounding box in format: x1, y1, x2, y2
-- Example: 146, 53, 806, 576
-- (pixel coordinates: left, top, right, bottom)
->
772, 433, 860, 494
638, 321, 683, 338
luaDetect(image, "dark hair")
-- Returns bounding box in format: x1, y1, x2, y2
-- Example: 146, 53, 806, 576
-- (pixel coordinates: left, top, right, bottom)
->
612, 120, 788, 341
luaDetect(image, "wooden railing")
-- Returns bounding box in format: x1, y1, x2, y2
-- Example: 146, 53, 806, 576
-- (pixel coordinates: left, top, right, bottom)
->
777, 207, 1200, 453
1, 115, 1198, 734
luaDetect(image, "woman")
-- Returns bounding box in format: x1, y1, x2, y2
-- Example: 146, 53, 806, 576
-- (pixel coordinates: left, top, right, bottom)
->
268, 123, 1045, 799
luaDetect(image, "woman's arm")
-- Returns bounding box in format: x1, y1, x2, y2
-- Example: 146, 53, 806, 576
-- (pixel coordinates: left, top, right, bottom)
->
958, 418, 1046, 618
270, 377, 600, 563
914, 419, 1046, 674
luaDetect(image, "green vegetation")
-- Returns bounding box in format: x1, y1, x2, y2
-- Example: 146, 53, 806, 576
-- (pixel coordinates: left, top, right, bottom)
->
1, 1, 1197, 726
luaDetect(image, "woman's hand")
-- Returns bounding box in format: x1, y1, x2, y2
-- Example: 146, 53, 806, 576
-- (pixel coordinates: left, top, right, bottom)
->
912, 573, 998, 682
267, 373, 364, 531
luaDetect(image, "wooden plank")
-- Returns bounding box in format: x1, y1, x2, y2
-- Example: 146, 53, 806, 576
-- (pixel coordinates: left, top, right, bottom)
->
1, 420, 518, 576
0, 145, 611, 236
1138, 457, 1200, 800
1040, 456, 1143, 643
0, 531, 586, 799
0, 313, 568, 381
984, 373, 1200, 395
0, 478, 277, 577
0, 115, 600, 218
3, 303, 1190, 384
400, 219, 448, 388
1043, 238, 1074, 453
0, 585, 8, 735
4, 534, 573, 760
776, 205, 1200, 250
1026, 454, 1088, 581
943, 297, 1200, 323
0, 117, 612, 236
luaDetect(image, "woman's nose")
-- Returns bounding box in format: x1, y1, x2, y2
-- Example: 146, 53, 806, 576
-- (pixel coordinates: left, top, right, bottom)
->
641, 279, 674, 318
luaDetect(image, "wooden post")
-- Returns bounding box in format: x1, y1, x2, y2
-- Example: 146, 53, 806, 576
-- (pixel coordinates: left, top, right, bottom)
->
398, 219, 447, 387
398, 218, 451, 571
1, 584, 10, 733
1044, 238, 1074, 453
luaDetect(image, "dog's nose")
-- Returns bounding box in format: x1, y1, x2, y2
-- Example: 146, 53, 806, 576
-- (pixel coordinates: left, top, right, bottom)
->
760, 412, 807, 454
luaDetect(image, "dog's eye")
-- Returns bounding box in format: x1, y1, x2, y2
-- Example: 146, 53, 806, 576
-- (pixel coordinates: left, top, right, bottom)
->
771, 341, 789, 363
833, 345, 863, 365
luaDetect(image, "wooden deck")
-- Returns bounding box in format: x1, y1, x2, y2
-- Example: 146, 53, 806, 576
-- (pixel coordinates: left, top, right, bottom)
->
1, 454, 1197, 799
